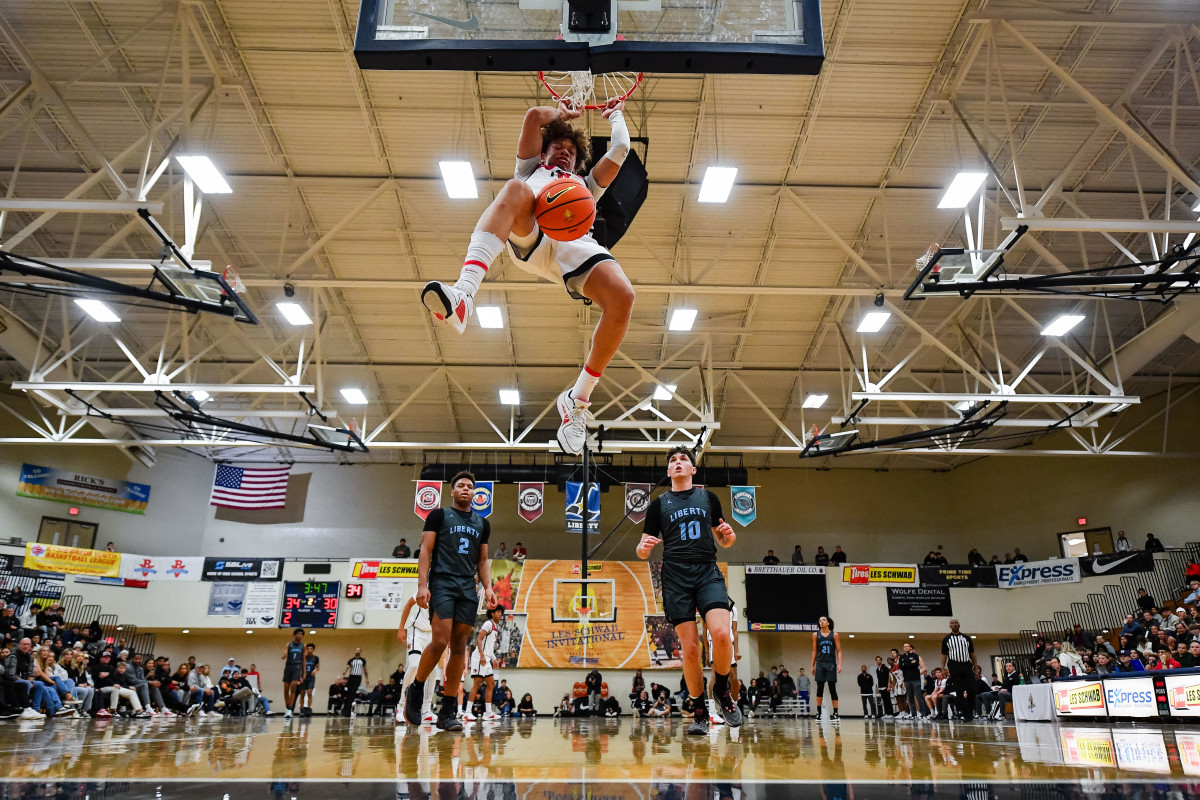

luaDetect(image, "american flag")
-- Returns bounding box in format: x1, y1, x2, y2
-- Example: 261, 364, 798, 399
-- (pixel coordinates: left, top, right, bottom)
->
209, 465, 290, 509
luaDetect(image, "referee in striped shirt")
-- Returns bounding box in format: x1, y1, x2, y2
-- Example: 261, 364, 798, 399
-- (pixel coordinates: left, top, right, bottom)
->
940, 619, 977, 721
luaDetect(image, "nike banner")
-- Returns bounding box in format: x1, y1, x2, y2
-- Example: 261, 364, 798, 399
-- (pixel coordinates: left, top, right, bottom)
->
1080, 550, 1154, 579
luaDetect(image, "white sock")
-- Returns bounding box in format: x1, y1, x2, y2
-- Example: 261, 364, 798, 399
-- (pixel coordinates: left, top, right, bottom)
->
454, 232, 504, 296
571, 366, 601, 403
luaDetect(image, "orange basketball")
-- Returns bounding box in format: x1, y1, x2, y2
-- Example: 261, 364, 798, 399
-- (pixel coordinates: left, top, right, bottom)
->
534, 177, 596, 241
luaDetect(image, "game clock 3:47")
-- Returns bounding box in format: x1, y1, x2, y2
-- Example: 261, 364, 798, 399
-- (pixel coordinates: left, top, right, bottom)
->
280, 581, 341, 629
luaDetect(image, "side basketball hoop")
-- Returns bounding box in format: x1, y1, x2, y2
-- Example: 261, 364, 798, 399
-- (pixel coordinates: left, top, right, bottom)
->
539, 70, 642, 110
221, 265, 247, 295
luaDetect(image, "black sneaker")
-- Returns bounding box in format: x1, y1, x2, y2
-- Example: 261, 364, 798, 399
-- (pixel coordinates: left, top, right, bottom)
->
436, 698, 463, 732
830, 711, 839, 722
403, 683, 424, 726
687, 708, 711, 736
714, 689, 743, 728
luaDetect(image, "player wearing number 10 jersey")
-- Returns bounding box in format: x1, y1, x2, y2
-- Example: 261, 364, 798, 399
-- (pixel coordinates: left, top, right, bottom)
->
637, 445, 741, 735
404, 471, 497, 732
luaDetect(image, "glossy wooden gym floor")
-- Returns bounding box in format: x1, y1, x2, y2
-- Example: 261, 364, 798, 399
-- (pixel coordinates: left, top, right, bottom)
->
0, 716, 1194, 786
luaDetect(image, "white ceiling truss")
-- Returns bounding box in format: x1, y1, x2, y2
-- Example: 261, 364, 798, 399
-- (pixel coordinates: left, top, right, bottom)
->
0, 1, 1196, 468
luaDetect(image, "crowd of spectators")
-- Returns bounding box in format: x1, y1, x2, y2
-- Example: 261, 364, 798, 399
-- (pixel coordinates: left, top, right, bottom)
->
766, 545, 848, 566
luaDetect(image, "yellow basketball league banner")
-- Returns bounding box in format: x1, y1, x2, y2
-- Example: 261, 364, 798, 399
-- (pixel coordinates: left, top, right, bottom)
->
24, 543, 121, 577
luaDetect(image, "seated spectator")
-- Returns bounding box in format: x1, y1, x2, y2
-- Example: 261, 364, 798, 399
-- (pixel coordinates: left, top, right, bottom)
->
1180, 641, 1200, 668
1069, 624, 1092, 651
1011, 548, 1028, 563
494, 679, 514, 716
107, 660, 150, 717
604, 695, 621, 717
1094, 651, 1117, 675
934, 551, 948, 566
987, 662, 1019, 719
632, 689, 651, 717
328, 677, 349, 714
187, 664, 217, 716
513, 542, 527, 561
923, 551, 940, 566
1120, 615, 1144, 640
1094, 635, 1116, 659
516, 692, 536, 717
762, 550, 780, 565
1186, 583, 1200, 605
1115, 531, 1132, 552
1116, 650, 1145, 672
791, 545, 804, 565
218, 670, 255, 715
1187, 560, 1200, 584
558, 694, 573, 717
31, 647, 70, 717
777, 668, 797, 700
1003, 553, 1015, 564
364, 678, 389, 716
494, 542, 511, 561
830, 546, 847, 565
924, 669, 946, 719
1146, 533, 1165, 552
1137, 588, 1158, 614
18, 604, 41, 640
1150, 649, 1180, 670
647, 693, 671, 717
393, 539, 411, 559
967, 548, 985, 565
814, 547, 830, 567
1045, 657, 1070, 679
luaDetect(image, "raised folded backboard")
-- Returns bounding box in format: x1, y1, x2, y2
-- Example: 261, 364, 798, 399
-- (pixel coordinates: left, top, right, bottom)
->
355, 0, 825, 74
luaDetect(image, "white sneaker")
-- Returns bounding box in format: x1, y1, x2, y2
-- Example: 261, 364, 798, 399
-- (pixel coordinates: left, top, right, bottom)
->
555, 389, 592, 455
284, 709, 292, 719
483, 711, 500, 721
421, 281, 474, 334
463, 710, 477, 721
422, 712, 437, 724
19, 707, 45, 721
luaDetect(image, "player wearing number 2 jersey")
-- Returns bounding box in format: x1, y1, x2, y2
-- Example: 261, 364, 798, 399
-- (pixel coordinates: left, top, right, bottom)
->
637, 445, 742, 735
403, 471, 497, 732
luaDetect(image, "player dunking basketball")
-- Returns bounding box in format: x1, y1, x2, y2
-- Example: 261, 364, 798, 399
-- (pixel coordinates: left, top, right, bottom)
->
636, 445, 742, 735
420, 97, 634, 455
402, 471, 497, 731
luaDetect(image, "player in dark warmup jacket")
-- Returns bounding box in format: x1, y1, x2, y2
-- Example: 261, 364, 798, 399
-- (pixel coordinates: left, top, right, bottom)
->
403, 471, 497, 732
636, 445, 742, 735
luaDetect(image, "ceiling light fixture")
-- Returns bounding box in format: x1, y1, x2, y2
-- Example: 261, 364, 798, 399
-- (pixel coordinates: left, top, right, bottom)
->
698, 167, 737, 203
191, 390, 211, 403
937, 172, 988, 209
856, 311, 890, 333
175, 155, 232, 194
439, 161, 478, 199
477, 306, 504, 329
276, 302, 312, 326
1041, 314, 1085, 337
74, 299, 121, 322
499, 389, 520, 405
802, 394, 827, 409
340, 387, 368, 405
669, 308, 697, 331
653, 383, 678, 401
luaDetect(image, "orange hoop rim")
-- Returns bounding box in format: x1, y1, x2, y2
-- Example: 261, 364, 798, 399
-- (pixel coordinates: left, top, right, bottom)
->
537, 70, 643, 110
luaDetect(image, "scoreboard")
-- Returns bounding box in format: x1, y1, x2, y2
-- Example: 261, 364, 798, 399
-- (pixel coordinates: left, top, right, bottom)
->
280, 581, 340, 629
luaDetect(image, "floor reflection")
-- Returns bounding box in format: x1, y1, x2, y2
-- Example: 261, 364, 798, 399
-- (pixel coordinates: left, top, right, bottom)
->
3, 717, 1200, 783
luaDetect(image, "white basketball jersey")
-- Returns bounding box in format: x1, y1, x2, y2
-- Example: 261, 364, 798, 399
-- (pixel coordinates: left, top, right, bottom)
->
480, 619, 498, 661
404, 603, 431, 634
515, 157, 600, 201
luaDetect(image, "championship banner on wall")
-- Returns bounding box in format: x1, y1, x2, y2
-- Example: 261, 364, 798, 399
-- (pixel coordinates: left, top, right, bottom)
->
730, 486, 757, 526
918, 565, 999, 588
1079, 551, 1153, 579
414, 480, 441, 521
17, 463, 151, 515
842, 564, 918, 586
886, 586, 952, 616
119, 555, 203, 582
201, 557, 282, 581
624, 483, 651, 525
518, 482, 543, 522
242, 581, 282, 627
351, 560, 419, 579
997, 557, 1080, 588
471, 481, 494, 518
24, 543, 120, 578
565, 481, 600, 534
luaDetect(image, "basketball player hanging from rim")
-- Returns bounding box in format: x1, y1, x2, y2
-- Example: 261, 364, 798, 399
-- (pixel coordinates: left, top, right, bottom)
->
420, 97, 634, 456
402, 471, 497, 731
636, 445, 743, 735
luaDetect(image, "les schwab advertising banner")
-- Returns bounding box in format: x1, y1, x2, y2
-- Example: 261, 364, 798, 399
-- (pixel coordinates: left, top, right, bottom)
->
841, 564, 918, 587
1164, 672, 1200, 717
1053, 679, 1108, 717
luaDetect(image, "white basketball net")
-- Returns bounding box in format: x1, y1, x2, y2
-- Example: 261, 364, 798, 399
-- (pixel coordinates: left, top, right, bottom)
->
540, 70, 642, 110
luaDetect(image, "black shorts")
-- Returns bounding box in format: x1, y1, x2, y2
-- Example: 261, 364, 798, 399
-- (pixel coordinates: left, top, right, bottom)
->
661, 561, 730, 626
283, 665, 303, 684
428, 574, 479, 626
300, 675, 316, 691
814, 663, 837, 683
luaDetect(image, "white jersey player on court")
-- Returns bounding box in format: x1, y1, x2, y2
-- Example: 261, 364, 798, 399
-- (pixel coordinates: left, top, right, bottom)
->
419, 97, 636, 456
396, 593, 438, 724
464, 606, 504, 721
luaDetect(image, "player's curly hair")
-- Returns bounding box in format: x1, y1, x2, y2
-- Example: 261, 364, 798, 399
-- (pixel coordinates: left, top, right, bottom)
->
666, 444, 694, 465
450, 470, 475, 489
541, 118, 592, 172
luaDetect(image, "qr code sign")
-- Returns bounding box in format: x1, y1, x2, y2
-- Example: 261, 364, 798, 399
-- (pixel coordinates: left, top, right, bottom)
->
261, 560, 279, 578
